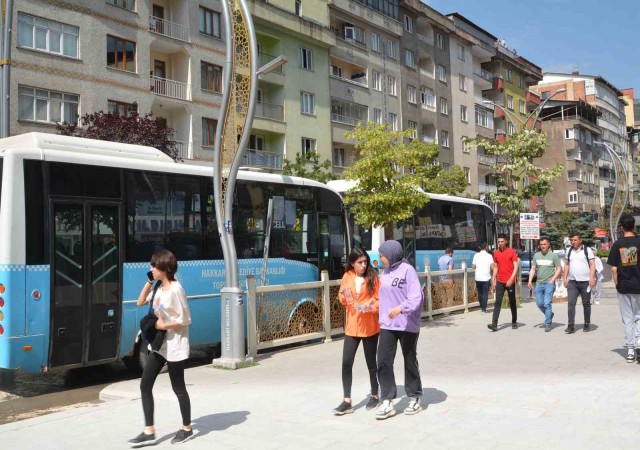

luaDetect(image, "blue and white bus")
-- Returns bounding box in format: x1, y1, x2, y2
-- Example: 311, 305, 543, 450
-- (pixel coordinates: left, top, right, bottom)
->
0, 133, 348, 374
328, 180, 495, 271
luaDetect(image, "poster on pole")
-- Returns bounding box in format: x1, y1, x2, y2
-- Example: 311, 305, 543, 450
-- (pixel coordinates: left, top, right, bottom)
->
519, 213, 540, 239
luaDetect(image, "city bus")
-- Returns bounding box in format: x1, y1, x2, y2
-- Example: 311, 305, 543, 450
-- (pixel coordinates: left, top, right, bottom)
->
328, 180, 495, 271
0, 133, 348, 374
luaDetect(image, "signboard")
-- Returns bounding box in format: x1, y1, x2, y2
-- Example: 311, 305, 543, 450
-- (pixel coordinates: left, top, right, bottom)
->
519, 213, 540, 239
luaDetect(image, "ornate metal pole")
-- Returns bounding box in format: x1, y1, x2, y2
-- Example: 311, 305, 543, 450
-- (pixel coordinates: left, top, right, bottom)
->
212, 0, 258, 369
595, 142, 629, 244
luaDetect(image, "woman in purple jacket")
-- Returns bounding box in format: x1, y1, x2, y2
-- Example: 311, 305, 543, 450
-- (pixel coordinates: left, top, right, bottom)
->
375, 240, 424, 420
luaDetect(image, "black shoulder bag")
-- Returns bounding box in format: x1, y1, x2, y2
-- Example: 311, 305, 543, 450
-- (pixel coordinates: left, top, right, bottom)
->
140, 281, 161, 344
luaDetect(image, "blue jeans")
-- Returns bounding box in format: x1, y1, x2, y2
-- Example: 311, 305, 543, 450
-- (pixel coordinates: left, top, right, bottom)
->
475, 280, 490, 310
535, 283, 556, 325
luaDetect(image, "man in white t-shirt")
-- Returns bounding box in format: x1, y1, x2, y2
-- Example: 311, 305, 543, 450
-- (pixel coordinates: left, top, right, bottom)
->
472, 242, 494, 313
563, 232, 596, 333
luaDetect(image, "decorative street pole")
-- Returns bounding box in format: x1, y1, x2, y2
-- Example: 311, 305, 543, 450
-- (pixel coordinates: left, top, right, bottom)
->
212, 0, 258, 369
595, 141, 629, 244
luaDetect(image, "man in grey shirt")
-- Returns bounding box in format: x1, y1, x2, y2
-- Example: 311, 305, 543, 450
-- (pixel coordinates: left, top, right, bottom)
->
528, 237, 562, 332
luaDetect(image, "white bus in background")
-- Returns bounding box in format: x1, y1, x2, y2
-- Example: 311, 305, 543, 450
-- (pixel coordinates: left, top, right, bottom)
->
328, 180, 496, 271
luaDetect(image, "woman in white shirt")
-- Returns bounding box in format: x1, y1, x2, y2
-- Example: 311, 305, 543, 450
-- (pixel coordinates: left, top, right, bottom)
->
129, 250, 193, 447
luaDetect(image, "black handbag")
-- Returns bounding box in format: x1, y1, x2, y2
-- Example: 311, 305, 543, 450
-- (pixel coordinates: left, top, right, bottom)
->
140, 282, 161, 343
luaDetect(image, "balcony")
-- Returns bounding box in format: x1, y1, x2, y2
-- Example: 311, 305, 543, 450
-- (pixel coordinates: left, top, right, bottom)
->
474, 69, 493, 89
149, 16, 189, 42
566, 150, 582, 161
421, 136, 436, 144
255, 102, 284, 121
242, 150, 283, 170
175, 141, 192, 159
259, 52, 284, 75
496, 129, 506, 144
475, 96, 493, 109
478, 154, 507, 166
478, 183, 497, 194
567, 175, 583, 182
492, 77, 504, 91
150, 75, 191, 101
526, 90, 541, 106
599, 159, 613, 169
494, 107, 505, 119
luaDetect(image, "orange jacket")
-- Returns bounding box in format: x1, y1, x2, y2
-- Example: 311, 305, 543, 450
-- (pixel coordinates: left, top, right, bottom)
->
338, 270, 380, 337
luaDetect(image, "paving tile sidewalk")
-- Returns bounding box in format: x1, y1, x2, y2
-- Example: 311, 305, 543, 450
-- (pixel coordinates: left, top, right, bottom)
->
1, 281, 639, 449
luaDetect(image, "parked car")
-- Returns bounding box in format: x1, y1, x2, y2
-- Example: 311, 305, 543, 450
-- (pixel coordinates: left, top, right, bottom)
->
518, 250, 534, 279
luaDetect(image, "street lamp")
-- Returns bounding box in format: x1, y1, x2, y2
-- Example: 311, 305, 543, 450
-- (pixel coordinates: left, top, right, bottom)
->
594, 141, 628, 244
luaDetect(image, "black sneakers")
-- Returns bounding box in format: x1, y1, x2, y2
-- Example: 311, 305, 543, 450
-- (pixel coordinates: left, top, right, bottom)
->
128, 432, 157, 448
171, 429, 194, 445
365, 395, 379, 411
565, 326, 575, 334
487, 324, 498, 332
512, 323, 518, 330
333, 400, 354, 415
583, 323, 591, 332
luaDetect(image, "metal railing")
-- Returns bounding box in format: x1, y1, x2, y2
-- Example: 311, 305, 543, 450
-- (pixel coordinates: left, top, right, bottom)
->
474, 69, 493, 82
255, 102, 284, 121
259, 52, 284, 74
246, 262, 518, 358
331, 113, 361, 126
150, 75, 191, 101
478, 183, 497, 193
566, 150, 582, 161
149, 15, 189, 42
422, 135, 436, 144
174, 140, 192, 159
242, 149, 282, 169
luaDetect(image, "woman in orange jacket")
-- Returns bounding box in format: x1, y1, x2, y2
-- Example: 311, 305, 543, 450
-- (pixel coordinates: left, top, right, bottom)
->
333, 247, 381, 415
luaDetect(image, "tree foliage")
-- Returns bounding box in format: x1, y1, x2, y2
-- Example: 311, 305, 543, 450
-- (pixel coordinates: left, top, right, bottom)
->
56, 103, 181, 161
282, 151, 336, 184
342, 122, 467, 228
543, 211, 597, 248
464, 129, 563, 242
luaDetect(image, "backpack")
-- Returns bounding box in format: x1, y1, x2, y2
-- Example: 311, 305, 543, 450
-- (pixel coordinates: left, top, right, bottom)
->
567, 246, 590, 264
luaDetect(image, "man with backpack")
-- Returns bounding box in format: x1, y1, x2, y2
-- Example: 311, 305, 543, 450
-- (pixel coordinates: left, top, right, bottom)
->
563, 232, 596, 333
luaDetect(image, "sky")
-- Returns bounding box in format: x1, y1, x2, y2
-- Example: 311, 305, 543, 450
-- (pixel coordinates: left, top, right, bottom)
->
425, 0, 640, 95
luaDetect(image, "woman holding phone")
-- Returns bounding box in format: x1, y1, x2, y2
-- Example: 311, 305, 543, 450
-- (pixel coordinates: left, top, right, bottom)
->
333, 247, 381, 415
129, 249, 194, 447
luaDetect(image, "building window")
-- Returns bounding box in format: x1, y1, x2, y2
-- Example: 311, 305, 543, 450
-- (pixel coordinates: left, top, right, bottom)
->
403, 15, 414, 33
460, 105, 468, 122
371, 33, 380, 52
372, 71, 381, 90
301, 137, 316, 156
565, 128, 575, 139
568, 191, 578, 203
438, 65, 446, 83
386, 75, 396, 95
518, 76, 525, 89
506, 94, 514, 110
107, 0, 135, 11
108, 100, 137, 117
442, 163, 450, 171
420, 87, 435, 109
19, 85, 78, 124
386, 40, 396, 59
199, 6, 221, 38
331, 98, 368, 125
330, 65, 342, 78
519, 100, 525, 115
249, 134, 265, 151
107, 35, 136, 72
299, 47, 313, 70
373, 108, 382, 124
508, 122, 516, 135
463, 167, 471, 182
344, 24, 365, 44
440, 130, 450, 148
17, 13, 79, 58
475, 105, 494, 129
407, 120, 417, 138
388, 113, 398, 131
506, 69, 512, 83
436, 32, 444, 50
405, 49, 416, 68
462, 137, 470, 153
333, 147, 345, 167
407, 85, 417, 104
300, 91, 315, 115
457, 44, 465, 61
201, 62, 222, 92
202, 118, 217, 146
295, 0, 302, 16
459, 74, 466, 91
439, 97, 448, 115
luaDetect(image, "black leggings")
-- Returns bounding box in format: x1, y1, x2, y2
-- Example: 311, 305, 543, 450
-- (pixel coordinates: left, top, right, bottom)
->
377, 329, 422, 400
140, 352, 191, 427
342, 334, 379, 398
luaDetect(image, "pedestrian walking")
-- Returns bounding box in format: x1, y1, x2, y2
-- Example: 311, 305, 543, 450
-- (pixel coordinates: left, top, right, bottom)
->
129, 250, 193, 447
592, 249, 604, 305
563, 233, 595, 333
528, 237, 562, 332
437, 247, 455, 313
375, 240, 424, 420
606, 214, 640, 363
472, 242, 494, 313
333, 248, 381, 415
488, 234, 519, 331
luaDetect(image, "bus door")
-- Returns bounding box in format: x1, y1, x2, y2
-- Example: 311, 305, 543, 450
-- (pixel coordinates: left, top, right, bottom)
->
402, 218, 416, 267
50, 201, 122, 368
318, 213, 346, 280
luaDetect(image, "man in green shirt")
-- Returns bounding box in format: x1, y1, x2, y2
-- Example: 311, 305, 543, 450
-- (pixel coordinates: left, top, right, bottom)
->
528, 237, 562, 332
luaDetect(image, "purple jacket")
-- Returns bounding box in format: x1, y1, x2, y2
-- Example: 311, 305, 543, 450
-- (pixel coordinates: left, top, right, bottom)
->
379, 262, 424, 333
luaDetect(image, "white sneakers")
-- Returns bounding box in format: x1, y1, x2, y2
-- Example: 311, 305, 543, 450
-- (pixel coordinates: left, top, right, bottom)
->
375, 398, 423, 419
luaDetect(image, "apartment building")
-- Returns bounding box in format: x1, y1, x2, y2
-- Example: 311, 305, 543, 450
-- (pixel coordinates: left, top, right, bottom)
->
537, 100, 602, 213
536, 72, 632, 208
11, 0, 334, 170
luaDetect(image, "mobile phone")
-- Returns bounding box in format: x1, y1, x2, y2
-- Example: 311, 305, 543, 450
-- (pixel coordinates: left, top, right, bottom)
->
146, 271, 154, 282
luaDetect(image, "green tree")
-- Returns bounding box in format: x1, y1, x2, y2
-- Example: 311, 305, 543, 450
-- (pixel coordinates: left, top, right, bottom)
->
342, 122, 467, 228
424, 164, 469, 195
282, 151, 337, 184
464, 129, 563, 244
